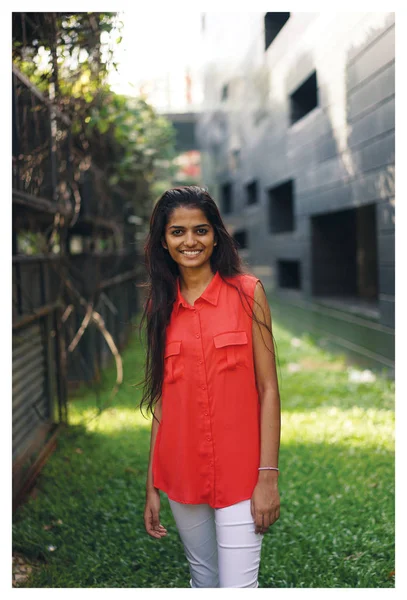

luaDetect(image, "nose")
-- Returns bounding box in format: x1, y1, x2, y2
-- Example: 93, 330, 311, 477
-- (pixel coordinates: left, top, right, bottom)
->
184, 232, 197, 247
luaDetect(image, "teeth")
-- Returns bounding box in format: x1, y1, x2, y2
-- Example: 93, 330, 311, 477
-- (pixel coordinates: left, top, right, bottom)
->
181, 250, 201, 255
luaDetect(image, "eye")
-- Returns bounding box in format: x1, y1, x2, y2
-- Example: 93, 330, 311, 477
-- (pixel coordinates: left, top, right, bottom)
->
170, 228, 208, 236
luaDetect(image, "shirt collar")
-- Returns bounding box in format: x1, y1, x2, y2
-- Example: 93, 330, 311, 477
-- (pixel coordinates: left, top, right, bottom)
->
174, 270, 222, 316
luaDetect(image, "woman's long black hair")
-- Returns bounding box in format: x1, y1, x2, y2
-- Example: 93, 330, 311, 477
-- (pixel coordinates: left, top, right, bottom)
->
137, 186, 280, 420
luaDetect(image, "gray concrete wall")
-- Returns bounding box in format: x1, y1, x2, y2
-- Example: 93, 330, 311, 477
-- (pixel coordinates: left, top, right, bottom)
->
197, 12, 395, 340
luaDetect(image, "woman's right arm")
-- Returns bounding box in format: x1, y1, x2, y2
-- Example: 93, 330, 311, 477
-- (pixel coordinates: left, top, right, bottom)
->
144, 396, 167, 539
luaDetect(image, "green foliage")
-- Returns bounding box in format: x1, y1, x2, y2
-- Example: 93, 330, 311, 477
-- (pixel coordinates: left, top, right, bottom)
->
12, 12, 177, 222
12, 13, 119, 92
84, 91, 176, 188
17, 232, 48, 255
12, 313, 394, 588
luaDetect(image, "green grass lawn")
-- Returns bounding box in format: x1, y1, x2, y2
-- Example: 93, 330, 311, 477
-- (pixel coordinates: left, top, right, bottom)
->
12, 317, 395, 588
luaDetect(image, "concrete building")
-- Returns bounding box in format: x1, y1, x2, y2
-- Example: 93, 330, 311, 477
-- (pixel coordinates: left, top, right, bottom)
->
197, 12, 395, 374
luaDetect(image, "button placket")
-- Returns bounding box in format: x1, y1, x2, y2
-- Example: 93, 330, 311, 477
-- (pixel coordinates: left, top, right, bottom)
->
194, 311, 215, 478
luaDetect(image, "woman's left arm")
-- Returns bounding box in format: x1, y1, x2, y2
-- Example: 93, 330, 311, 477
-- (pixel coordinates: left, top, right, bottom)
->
251, 281, 281, 534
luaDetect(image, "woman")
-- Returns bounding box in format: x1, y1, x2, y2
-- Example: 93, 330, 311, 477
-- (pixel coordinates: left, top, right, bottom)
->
140, 186, 281, 588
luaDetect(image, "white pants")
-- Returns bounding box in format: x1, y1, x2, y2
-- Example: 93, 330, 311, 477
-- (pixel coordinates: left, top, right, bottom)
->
168, 497, 263, 588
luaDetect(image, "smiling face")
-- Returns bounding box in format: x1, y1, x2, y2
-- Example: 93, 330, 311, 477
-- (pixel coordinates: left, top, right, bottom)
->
162, 206, 217, 271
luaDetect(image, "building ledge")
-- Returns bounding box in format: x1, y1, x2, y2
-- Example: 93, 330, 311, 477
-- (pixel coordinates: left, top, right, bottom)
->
311, 295, 380, 322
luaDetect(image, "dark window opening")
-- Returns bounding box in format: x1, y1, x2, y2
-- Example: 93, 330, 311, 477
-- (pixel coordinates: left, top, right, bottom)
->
265, 12, 290, 50
246, 180, 258, 205
311, 204, 378, 302
221, 83, 229, 102
234, 230, 248, 249
278, 260, 301, 289
290, 71, 318, 125
268, 179, 295, 233
221, 182, 232, 214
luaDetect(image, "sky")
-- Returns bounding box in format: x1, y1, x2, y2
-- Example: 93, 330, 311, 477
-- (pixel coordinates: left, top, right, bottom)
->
107, 11, 204, 112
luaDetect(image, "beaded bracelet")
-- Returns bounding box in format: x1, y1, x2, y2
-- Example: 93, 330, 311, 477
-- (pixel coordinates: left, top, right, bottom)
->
258, 467, 279, 471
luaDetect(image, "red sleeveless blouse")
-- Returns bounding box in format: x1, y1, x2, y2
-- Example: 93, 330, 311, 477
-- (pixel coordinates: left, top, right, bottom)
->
152, 270, 261, 508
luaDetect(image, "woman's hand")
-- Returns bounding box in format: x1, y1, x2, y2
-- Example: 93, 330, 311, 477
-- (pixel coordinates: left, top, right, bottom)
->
250, 476, 280, 535
144, 488, 167, 539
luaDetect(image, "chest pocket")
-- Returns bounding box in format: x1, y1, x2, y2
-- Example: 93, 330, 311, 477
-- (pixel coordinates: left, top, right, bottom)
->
213, 331, 249, 372
164, 340, 183, 383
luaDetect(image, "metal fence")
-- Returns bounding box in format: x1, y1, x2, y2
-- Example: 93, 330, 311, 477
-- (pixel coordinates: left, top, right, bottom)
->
64, 266, 140, 386
12, 66, 73, 208
12, 303, 67, 510
12, 252, 141, 510
12, 65, 142, 509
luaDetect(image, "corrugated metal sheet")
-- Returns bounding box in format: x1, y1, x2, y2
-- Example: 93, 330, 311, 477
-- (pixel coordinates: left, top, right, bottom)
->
12, 322, 50, 461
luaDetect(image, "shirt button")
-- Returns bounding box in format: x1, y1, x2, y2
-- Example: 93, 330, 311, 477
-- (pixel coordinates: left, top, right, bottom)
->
207, 436, 211, 441
198, 360, 203, 365
196, 333, 200, 338
202, 385, 206, 390
204, 412, 208, 416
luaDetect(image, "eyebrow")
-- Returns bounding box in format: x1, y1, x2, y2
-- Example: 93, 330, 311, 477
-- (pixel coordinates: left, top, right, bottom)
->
168, 223, 210, 229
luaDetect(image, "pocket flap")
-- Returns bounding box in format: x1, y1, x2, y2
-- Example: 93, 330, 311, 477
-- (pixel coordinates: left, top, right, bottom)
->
164, 340, 181, 358
213, 331, 248, 349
